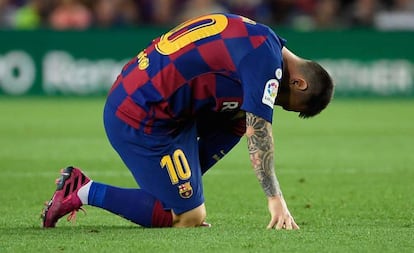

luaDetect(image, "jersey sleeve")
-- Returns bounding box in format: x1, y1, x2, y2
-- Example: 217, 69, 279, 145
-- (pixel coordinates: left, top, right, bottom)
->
238, 35, 284, 123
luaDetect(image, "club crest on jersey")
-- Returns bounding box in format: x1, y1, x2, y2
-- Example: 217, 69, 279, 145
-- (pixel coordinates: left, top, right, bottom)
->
262, 79, 279, 108
178, 182, 193, 199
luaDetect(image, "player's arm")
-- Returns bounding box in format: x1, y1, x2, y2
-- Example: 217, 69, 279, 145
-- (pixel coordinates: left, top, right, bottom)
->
245, 112, 299, 230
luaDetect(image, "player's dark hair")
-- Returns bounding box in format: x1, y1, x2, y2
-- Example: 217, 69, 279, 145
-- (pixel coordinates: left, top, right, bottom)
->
298, 61, 334, 119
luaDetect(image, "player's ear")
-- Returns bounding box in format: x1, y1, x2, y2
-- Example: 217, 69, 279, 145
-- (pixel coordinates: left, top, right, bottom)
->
290, 78, 307, 91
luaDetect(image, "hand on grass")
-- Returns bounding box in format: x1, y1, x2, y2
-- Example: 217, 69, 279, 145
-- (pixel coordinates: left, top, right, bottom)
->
267, 195, 299, 230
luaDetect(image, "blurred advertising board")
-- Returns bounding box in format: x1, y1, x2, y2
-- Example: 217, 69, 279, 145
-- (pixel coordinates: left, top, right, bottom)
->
0, 28, 413, 97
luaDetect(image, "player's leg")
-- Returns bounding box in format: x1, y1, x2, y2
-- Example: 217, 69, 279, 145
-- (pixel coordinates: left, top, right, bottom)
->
96, 102, 206, 227
99, 102, 207, 227
42, 102, 205, 228
82, 180, 174, 227
198, 131, 242, 174
86, 183, 206, 228
41, 165, 173, 228
196, 111, 245, 174
171, 203, 206, 227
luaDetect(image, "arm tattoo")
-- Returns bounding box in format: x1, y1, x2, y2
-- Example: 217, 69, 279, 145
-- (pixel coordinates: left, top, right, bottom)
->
245, 112, 282, 197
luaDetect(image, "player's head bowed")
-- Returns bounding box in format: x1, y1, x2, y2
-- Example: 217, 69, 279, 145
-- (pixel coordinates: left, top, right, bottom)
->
297, 60, 334, 118
277, 56, 334, 119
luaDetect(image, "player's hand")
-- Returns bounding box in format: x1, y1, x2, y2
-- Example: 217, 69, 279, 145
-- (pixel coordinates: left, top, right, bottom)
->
266, 195, 299, 230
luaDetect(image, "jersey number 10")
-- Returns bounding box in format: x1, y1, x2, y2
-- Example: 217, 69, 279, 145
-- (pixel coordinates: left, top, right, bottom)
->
160, 149, 191, 184
155, 14, 228, 55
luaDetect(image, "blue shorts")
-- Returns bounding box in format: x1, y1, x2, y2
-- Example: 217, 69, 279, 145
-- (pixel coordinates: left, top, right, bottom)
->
103, 102, 205, 214
103, 100, 243, 214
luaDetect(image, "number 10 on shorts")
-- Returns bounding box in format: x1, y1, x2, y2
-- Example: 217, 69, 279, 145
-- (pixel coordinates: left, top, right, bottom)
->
160, 149, 191, 184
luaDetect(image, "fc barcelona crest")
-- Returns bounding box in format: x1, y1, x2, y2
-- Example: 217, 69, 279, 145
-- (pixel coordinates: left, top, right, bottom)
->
178, 182, 193, 198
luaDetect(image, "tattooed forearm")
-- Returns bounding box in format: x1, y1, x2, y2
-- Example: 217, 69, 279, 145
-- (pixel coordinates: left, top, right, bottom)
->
245, 112, 282, 197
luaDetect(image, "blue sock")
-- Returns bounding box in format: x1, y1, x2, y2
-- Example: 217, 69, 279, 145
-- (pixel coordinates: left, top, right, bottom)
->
88, 182, 162, 227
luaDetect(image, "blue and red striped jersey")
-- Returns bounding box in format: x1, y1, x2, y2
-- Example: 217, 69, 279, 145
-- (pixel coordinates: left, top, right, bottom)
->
107, 13, 286, 134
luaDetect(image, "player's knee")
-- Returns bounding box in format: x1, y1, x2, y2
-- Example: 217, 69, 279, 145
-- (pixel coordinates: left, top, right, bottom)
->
172, 203, 206, 227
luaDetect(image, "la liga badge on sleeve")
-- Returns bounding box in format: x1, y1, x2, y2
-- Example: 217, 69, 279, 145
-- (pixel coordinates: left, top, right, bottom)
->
262, 79, 279, 108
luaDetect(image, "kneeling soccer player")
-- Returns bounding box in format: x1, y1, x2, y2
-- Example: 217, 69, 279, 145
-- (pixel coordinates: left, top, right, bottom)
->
42, 13, 334, 230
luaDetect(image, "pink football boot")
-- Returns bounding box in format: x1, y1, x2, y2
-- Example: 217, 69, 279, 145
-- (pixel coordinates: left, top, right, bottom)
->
41, 166, 90, 228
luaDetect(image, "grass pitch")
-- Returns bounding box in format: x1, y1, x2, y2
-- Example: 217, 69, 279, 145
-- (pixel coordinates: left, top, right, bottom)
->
0, 97, 413, 253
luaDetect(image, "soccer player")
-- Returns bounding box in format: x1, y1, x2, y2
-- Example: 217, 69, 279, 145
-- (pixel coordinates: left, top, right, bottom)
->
42, 13, 334, 230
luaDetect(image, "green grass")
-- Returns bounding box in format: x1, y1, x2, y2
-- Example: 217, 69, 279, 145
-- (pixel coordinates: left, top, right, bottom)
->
0, 97, 413, 252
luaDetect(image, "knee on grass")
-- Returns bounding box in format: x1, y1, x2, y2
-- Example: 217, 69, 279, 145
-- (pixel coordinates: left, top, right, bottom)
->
172, 204, 206, 227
